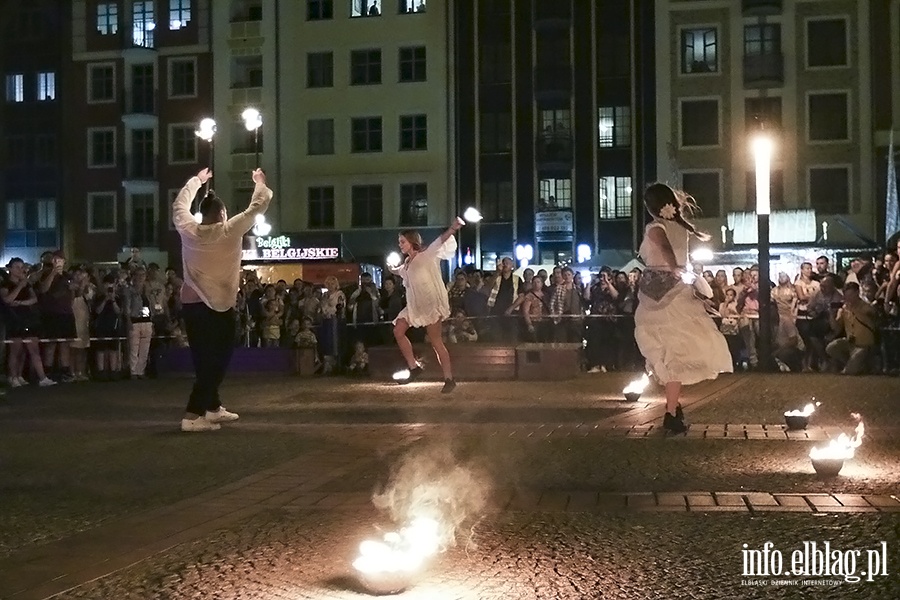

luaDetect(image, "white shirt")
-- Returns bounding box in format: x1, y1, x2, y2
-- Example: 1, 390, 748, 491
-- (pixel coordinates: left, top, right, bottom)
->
172, 176, 273, 312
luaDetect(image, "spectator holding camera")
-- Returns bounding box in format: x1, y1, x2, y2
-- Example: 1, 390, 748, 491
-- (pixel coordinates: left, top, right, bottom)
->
38, 250, 76, 382
806, 274, 843, 371
1, 258, 56, 387
826, 282, 878, 374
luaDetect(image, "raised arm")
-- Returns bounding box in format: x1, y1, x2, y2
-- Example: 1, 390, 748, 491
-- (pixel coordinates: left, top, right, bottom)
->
172, 168, 210, 233
226, 169, 274, 235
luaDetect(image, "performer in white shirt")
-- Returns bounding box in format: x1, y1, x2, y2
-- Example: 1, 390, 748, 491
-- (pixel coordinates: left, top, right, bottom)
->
389, 218, 463, 393
172, 167, 273, 431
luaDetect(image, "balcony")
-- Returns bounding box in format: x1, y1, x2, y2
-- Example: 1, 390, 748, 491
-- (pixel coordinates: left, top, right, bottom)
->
534, 1, 571, 30
742, 0, 781, 16
122, 154, 158, 181
534, 65, 571, 100
121, 88, 158, 128
743, 53, 784, 88
536, 134, 572, 170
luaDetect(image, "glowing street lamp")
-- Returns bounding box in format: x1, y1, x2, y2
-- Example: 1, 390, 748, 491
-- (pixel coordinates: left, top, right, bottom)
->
241, 107, 263, 166
752, 133, 775, 371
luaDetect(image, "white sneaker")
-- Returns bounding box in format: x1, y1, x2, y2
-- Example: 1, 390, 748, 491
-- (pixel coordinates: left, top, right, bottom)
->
206, 407, 239, 423
10, 377, 26, 388
181, 417, 221, 432
38, 378, 57, 387
587, 367, 602, 373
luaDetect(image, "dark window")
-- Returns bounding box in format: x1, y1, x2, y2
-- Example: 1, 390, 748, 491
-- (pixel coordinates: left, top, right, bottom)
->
809, 167, 849, 213
744, 24, 780, 56
89, 65, 115, 102
400, 183, 427, 226
307, 52, 333, 88
745, 170, 784, 211
807, 19, 847, 67
480, 43, 511, 84
597, 36, 630, 78
808, 93, 848, 141
90, 129, 115, 166
351, 185, 383, 227
232, 56, 263, 88
480, 179, 513, 222
351, 117, 382, 153
399, 114, 427, 151
170, 126, 196, 162
682, 172, 721, 218
89, 193, 116, 231
130, 193, 157, 246
745, 97, 782, 132
680, 99, 719, 146
6, 135, 28, 167
307, 119, 334, 155
34, 134, 56, 165
170, 59, 195, 96
399, 46, 426, 82
131, 128, 155, 178
681, 28, 718, 73
350, 49, 382, 85
307, 0, 333, 20
308, 186, 335, 228
480, 111, 511, 153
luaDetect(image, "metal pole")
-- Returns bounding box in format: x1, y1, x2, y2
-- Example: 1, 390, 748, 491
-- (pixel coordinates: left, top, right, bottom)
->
254, 128, 259, 167
757, 213, 773, 371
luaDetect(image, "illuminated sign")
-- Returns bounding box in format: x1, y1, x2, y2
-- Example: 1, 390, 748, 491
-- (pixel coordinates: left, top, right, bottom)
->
242, 234, 340, 261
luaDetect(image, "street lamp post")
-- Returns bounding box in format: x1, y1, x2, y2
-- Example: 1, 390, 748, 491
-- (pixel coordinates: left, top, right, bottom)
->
752, 134, 774, 372
241, 107, 263, 167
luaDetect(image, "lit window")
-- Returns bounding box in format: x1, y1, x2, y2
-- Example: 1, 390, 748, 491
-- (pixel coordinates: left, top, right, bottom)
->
169, 0, 191, 29
539, 179, 572, 210
7, 200, 26, 230
351, 0, 381, 18
681, 28, 718, 74
132, 1, 156, 48
5, 74, 24, 103
37, 199, 57, 230
598, 176, 632, 219
97, 3, 119, 35
37, 72, 56, 101
400, 183, 428, 226
598, 106, 631, 147
399, 0, 426, 13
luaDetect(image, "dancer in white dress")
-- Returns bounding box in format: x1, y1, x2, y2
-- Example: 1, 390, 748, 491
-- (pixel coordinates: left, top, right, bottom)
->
389, 219, 463, 393
635, 183, 733, 433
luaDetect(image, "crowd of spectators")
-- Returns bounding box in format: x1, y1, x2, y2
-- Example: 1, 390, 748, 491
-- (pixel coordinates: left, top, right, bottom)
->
2, 238, 898, 388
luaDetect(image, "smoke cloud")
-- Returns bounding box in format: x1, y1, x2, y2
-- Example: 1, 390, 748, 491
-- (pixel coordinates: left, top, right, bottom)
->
372, 442, 492, 550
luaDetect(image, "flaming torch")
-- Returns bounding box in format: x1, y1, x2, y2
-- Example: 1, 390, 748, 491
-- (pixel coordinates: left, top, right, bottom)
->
459, 207, 483, 224
623, 373, 650, 402
353, 516, 441, 595
809, 413, 864, 478
783, 400, 820, 430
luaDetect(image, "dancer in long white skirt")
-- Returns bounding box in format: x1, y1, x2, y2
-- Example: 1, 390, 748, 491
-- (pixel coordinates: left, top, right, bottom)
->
390, 218, 464, 393
635, 183, 733, 434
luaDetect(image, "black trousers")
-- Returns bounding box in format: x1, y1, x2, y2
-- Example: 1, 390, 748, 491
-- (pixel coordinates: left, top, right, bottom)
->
183, 303, 236, 416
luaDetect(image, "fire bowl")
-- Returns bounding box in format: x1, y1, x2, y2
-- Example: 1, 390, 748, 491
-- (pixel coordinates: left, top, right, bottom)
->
355, 569, 414, 596
784, 414, 810, 430
811, 457, 844, 478
624, 392, 641, 402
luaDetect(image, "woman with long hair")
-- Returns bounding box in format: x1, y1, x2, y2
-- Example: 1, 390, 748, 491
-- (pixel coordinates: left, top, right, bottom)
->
1, 258, 56, 387
634, 183, 732, 433
389, 218, 463, 393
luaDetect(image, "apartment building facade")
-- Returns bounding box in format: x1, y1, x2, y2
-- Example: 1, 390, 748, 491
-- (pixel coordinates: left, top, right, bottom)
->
64, 0, 213, 266
1, 1, 69, 265
656, 0, 891, 248
211, 0, 453, 265
453, 0, 657, 268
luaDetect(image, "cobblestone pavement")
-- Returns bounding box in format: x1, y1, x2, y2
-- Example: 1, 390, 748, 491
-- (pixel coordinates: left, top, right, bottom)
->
0, 373, 897, 599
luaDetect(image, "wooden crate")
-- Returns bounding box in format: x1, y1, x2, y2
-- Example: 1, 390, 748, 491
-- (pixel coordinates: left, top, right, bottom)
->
516, 343, 582, 380
368, 344, 516, 381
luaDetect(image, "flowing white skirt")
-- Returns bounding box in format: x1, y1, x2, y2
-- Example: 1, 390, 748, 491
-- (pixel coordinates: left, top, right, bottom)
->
635, 283, 733, 385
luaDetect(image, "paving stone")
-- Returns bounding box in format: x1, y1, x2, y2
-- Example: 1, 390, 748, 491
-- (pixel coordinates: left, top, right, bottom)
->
774, 494, 810, 507
745, 493, 778, 506
656, 493, 687, 507
565, 491, 598, 512
804, 494, 842, 509
713, 493, 747, 507
685, 493, 715, 508
832, 494, 871, 507
864, 495, 900, 508
537, 491, 570, 511
626, 493, 656, 508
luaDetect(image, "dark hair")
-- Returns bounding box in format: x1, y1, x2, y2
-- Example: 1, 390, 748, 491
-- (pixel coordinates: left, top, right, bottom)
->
6, 257, 24, 268
816, 255, 829, 263
399, 229, 423, 252
643, 183, 711, 241
843, 281, 860, 294
198, 190, 225, 220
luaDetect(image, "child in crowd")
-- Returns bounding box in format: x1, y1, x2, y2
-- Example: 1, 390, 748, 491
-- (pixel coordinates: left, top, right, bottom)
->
261, 298, 283, 347
347, 341, 369, 375
294, 316, 318, 349
719, 287, 743, 370
447, 309, 478, 343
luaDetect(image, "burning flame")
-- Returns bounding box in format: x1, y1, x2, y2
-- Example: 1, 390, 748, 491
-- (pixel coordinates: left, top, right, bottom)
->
623, 373, 650, 395
785, 400, 821, 417
462, 207, 483, 223
809, 414, 864, 460
353, 516, 441, 576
